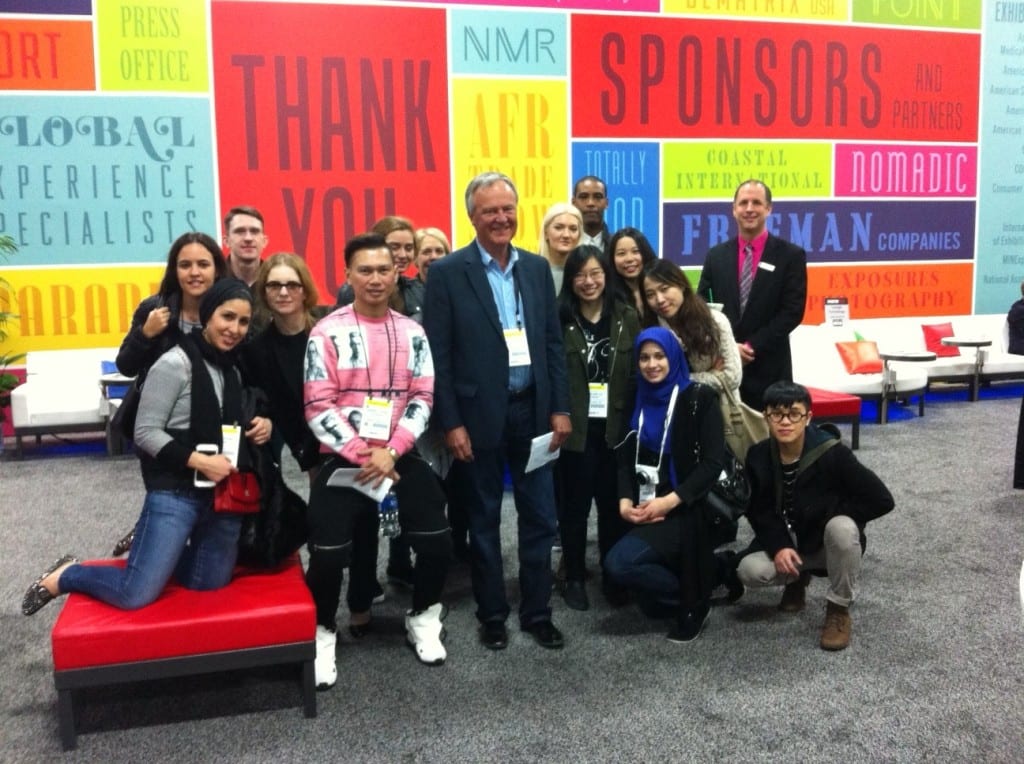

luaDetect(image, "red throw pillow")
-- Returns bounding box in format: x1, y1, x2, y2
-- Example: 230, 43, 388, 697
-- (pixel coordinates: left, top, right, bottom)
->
921, 322, 960, 357
835, 341, 883, 374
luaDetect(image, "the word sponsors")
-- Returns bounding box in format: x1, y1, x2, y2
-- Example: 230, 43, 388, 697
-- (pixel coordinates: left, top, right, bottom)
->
852, 0, 981, 30
806, 262, 973, 318
450, 9, 566, 77
212, 2, 451, 297
572, 14, 979, 141
0, 96, 217, 265
0, 19, 95, 91
452, 78, 567, 248
663, 142, 830, 198
835, 143, 977, 196
664, 0, 846, 22
0, 265, 163, 353
572, 141, 659, 243
96, 0, 209, 91
663, 200, 975, 264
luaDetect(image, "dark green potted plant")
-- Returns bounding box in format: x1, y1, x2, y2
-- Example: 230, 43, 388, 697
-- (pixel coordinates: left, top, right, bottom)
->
0, 233, 25, 426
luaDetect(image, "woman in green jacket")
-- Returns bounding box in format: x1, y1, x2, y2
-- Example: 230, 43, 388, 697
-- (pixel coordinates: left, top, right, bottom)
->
556, 245, 641, 610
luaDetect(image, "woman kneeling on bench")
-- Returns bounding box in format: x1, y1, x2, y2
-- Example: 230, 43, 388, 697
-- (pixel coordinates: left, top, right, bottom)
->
22, 280, 272, 614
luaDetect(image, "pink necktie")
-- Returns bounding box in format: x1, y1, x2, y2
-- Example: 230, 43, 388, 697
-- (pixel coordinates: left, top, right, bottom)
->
739, 243, 754, 312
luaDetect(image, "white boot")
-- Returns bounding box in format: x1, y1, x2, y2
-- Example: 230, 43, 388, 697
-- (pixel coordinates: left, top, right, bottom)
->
314, 625, 338, 690
405, 603, 447, 666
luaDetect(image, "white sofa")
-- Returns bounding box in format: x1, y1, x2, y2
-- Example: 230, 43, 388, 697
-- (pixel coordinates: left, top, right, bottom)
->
10, 347, 123, 457
791, 314, 1024, 421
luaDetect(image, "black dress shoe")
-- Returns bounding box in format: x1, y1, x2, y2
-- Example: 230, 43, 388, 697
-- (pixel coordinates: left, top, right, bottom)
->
562, 580, 590, 611
666, 604, 710, 643
479, 622, 508, 650
522, 620, 564, 649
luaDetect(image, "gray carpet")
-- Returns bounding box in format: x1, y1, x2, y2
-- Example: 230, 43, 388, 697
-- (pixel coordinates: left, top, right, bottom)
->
2, 389, 1023, 761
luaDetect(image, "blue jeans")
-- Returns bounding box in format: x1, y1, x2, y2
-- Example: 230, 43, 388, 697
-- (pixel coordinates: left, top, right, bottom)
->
604, 534, 680, 616
466, 395, 557, 628
60, 488, 242, 610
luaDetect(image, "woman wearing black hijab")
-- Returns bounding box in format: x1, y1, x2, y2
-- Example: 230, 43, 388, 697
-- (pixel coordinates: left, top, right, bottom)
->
23, 280, 271, 613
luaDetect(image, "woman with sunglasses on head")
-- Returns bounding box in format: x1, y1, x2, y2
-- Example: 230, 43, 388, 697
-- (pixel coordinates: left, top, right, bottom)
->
556, 246, 639, 610
23, 280, 271, 615
642, 259, 742, 397
607, 227, 657, 318
604, 327, 726, 642
336, 216, 426, 322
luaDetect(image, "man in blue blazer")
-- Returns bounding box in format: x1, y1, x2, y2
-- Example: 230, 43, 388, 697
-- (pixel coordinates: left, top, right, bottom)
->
697, 179, 808, 409
424, 172, 572, 651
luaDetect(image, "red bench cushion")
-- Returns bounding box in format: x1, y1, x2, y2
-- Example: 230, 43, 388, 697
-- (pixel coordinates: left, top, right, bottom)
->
807, 387, 861, 417
52, 557, 315, 671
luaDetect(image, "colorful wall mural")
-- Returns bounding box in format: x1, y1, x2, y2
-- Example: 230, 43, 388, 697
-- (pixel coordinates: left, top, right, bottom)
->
1, 0, 1017, 355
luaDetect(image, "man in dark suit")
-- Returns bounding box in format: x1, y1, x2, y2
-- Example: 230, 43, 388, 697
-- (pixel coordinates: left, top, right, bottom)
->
697, 179, 808, 409
423, 172, 571, 651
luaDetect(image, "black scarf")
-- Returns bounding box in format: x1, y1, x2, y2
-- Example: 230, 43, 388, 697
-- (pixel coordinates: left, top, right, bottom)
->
181, 328, 243, 453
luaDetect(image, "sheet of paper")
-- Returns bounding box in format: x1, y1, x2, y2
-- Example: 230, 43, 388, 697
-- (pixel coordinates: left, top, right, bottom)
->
524, 431, 559, 473
325, 467, 393, 503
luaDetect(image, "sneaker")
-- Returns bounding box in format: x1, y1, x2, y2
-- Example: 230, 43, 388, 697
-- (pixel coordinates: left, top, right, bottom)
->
779, 573, 810, 613
820, 602, 852, 651
562, 580, 589, 611
405, 603, 447, 665
314, 625, 338, 690
667, 604, 710, 643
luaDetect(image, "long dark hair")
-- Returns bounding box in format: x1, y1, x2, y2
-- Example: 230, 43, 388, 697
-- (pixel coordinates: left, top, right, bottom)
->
157, 232, 227, 301
606, 227, 656, 302
642, 259, 719, 359
557, 246, 615, 325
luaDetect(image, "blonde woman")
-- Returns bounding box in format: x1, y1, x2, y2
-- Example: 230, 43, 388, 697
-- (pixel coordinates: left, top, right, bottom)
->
537, 203, 583, 294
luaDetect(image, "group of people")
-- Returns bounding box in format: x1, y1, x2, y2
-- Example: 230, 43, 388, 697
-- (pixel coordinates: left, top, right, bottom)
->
23, 177, 895, 693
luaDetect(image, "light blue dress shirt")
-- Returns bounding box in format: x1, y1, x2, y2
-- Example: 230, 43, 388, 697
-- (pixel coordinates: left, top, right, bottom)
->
477, 241, 532, 393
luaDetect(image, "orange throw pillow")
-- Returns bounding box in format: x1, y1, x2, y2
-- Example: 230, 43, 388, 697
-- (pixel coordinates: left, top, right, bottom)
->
921, 322, 960, 357
835, 341, 883, 374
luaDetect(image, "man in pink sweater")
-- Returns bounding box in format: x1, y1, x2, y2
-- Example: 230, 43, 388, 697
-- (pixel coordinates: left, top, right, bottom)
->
304, 233, 451, 688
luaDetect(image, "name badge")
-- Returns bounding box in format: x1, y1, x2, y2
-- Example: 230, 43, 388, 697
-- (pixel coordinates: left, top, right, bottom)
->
758, 261, 776, 272
220, 424, 242, 467
359, 396, 394, 441
503, 328, 532, 367
587, 383, 608, 418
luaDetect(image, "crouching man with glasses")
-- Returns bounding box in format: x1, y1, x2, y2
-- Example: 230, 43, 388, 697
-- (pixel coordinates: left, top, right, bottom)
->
736, 381, 894, 650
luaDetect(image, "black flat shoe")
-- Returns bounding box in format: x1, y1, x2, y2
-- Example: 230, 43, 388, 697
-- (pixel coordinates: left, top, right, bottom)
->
112, 527, 135, 557
522, 620, 564, 649
479, 621, 508, 650
22, 554, 78, 616
562, 580, 590, 611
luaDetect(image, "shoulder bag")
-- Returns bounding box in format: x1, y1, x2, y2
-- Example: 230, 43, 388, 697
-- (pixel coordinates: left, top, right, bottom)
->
719, 384, 768, 462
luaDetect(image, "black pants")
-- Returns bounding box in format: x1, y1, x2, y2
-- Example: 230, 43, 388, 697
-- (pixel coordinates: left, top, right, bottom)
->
558, 428, 631, 581
305, 453, 452, 628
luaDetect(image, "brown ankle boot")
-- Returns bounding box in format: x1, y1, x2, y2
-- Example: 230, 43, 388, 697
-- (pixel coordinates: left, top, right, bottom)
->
820, 601, 852, 651
778, 573, 809, 613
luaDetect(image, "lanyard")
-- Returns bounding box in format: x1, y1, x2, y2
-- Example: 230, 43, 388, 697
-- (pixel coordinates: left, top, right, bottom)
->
635, 384, 679, 477
511, 265, 523, 329
352, 310, 397, 397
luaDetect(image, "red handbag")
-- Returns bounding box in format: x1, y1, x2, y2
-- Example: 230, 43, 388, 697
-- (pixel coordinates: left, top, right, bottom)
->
213, 471, 262, 514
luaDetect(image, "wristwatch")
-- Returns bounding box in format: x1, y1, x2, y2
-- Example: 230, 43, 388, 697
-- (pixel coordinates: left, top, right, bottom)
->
386, 446, 399, 461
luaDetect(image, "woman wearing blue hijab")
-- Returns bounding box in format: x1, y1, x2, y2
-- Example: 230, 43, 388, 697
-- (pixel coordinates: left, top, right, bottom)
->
604, 326, 727, 642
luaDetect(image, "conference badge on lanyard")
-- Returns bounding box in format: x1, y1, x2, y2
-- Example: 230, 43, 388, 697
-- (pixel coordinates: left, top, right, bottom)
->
587, 383, 608, 418
359, 396, 393, 441
503, 328, 532, 367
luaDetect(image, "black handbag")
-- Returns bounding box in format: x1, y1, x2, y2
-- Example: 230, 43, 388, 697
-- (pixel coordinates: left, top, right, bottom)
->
110, 375, 143, 441
702, 447, 750, 548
